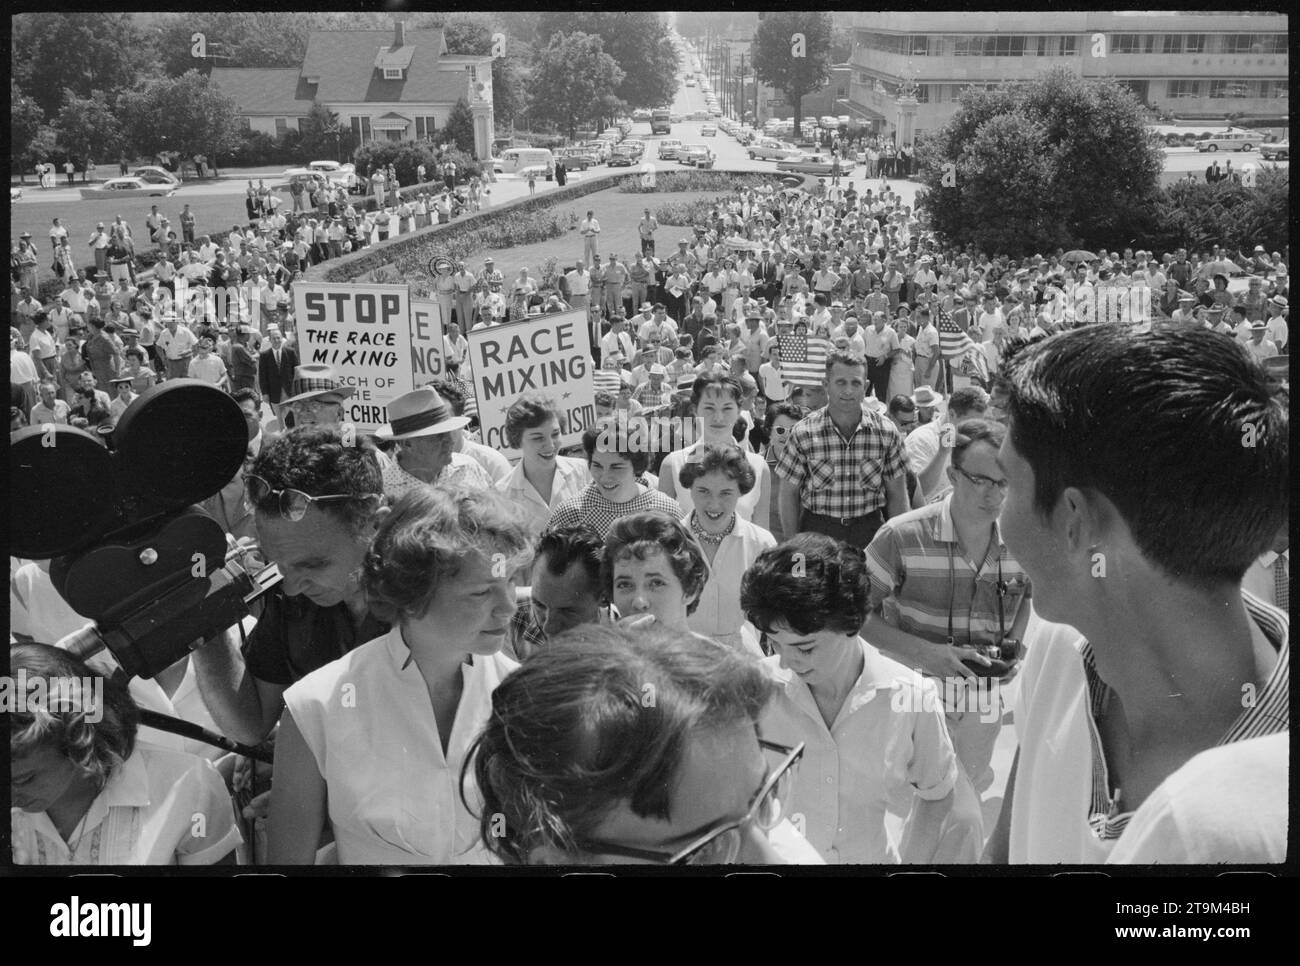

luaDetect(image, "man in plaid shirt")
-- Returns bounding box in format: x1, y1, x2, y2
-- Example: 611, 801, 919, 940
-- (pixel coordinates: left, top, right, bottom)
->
774, 349, 909, 547
633, 364, 673, 409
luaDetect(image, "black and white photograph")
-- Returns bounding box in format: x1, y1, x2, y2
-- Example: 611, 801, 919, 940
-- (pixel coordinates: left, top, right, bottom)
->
5, 6, 1290, 921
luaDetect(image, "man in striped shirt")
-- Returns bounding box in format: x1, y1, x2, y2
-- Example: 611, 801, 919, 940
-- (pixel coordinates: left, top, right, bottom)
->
984, 326, 1288, 864
865, 418, 1031, 795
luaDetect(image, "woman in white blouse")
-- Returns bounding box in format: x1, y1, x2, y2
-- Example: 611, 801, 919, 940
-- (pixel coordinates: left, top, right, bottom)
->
659, 372, 770, 530
679, 443, 775, 653
269, 486, 531, 865
10, 645, 241, 866
496, 393, 591, 539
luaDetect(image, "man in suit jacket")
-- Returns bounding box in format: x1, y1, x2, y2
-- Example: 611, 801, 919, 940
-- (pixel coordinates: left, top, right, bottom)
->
754, 248, 779, 304
258, 329, 297, 404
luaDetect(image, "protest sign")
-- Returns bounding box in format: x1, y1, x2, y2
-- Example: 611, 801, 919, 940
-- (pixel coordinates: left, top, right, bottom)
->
465, 308, 597, 459
409, 298, 449, 386
293, 283, 413, 433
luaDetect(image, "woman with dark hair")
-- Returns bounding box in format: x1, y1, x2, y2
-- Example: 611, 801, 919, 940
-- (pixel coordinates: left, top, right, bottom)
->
547, 424, 682, 538
740, 534, 981, 864
496, 392, 591, 538
658, 372, 771, 529
69, 384, 111, 429
10, 644, 241, 865
756, 401, 807, 542
269, 486, 531, 864
467, 625, 820, 864
602, 512, 711, 636
676, 443, 774, 654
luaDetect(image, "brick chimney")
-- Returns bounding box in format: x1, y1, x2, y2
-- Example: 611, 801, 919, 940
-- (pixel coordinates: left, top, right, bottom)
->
394, 19, 406, 49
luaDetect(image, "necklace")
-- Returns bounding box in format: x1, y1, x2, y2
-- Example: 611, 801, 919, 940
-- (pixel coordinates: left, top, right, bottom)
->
690, 511, 735, 546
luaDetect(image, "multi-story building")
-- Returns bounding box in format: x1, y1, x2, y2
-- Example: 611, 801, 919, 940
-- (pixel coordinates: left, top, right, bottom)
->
847, 12, 1288, 140
211, 20, 495, 159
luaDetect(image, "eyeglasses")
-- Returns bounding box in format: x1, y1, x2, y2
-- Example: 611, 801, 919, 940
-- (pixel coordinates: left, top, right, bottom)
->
244, 474, 380, 522
771, 425, 791, 437
288, 398, 341, 414
955, 466, 1009, 494
575, 740, 804, 865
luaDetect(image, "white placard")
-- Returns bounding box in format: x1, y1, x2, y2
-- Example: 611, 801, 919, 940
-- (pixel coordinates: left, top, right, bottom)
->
292, 283, 414, 433
409, 297, 449, 386
465, 309, 598, 458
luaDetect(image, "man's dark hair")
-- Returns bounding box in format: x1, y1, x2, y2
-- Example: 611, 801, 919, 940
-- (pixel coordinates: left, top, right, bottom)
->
1003, 326, 1288, 587
534, 525, 604, 593
740, 533, 870, 636
888, 394, 916, 418
248, 427, 383, 534
824, 348, 866, 378
947, 386, 989, 420
429, 377, 466, 416
231, 387, 262, 408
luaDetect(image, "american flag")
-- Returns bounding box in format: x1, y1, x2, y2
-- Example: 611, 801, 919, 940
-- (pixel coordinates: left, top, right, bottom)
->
777, 333, 830, 388
937, 308, 976, 361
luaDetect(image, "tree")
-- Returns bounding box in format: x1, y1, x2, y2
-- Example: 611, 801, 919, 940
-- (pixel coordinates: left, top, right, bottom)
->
441, 98, 477, 155
151, 12, 315, 78
298, 102, 357, 164
537, 12, 677, 111
751, 12, 833, 139
54, 91, 122, 170
12, 13, 146, 116
440, 12, 531, 128
12, 82, 46, 184
529, 33, 624, 142
118, 72, 242, 180
915, 69, 1164, 255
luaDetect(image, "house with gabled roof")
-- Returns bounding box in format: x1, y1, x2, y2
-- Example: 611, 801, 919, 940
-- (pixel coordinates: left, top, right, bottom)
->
211, 19, 495, 159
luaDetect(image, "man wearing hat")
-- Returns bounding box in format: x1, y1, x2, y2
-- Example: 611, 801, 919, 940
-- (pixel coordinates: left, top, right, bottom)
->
632, 363, 672, 410
1170, 291, 1198, 326
1245, 320, 1278, 362
375, 387, 491, 498
277, 363, 353, 431
87, 222, 111, 277
1264, 294, 1288, 352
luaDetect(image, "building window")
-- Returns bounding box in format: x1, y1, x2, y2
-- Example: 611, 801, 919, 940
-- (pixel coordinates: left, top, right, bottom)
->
350, 116, 372, 142
240, 117, 251, 131
1120, 80, 1150, 105
383, 67, 402, 80
909, 35, 928, 56
275, 117, 288, 137
1161, 34, 1183, 54
1270, 80, 1288, 100
1167, 80, 1203, 100
415, 116, 438, 140
1184, 34, 1206, 54
915, 84, 930, 103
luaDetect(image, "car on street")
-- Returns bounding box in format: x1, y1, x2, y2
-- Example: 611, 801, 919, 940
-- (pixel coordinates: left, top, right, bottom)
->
670, 113, 684, 123
701, 124, 717, 137
276, 168, 331, 193
307, 160, 360, 191
775, 152, 843, 175
657, 139, 683, 160
608, 148, 638, 167
1196, 130, 1259, 152
131, 166, 182, 187
556, 148, 598, 170
678, 144, 713, 167
80, 177, 177, 200
748, 138, 799, 161
584, 140, 612, 162
1261, 141, 1290, 161
633, 109, 652, 123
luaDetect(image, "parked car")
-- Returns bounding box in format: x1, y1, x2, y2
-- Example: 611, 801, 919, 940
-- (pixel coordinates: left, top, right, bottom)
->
131, 166, 182, 187
700, 124, 717, 137
584, 140, 612, 162
307, 160, 360, 192
556, 148, 597, 170
608, 148, 638, 167
80, 177, 177, 200
1196, 130, 1258, 152
749, 138, 799, 161
678, 144, 713, 167
1260, 141, 1289, 161
670, 113, 684, 123
657, 139, 683, 160
775, 152, 842, 175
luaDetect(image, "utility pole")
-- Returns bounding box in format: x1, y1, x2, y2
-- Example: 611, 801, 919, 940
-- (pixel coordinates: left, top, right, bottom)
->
738, 51, 746, 122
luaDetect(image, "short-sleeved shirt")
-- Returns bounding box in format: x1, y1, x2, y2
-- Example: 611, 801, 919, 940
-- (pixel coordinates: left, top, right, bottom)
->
773, 407, 905, 519
758, 640, 961, 864
864, 494, 1031, 648
548, 482, 684, 538
11, 743, 242, 865
382, 450, 491, 499
243, 587, 389, 687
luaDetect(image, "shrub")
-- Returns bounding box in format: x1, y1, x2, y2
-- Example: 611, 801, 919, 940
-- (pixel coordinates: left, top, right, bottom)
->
1133, 167, 1289, 255
618, 170, 782, 194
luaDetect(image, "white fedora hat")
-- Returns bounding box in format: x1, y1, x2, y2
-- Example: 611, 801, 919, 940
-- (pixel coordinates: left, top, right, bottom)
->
374, 387, 469, 440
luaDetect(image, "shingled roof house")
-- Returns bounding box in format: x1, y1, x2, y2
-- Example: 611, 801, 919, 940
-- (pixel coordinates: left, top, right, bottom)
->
210, 20, 495, 159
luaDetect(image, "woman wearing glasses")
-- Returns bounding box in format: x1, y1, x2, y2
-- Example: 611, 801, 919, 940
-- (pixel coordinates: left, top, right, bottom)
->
189, 428, 390, 749
269, 486, 531, 864
741, 534, 982, 864
468, 624, 821, 865
755, 401, 806, 543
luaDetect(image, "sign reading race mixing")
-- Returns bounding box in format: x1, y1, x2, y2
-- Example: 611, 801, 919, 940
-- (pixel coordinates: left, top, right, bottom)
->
293, 285, 595, 453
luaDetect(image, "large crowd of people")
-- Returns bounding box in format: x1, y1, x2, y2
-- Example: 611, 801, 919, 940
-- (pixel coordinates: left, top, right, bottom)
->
8, 162, 1289, 868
